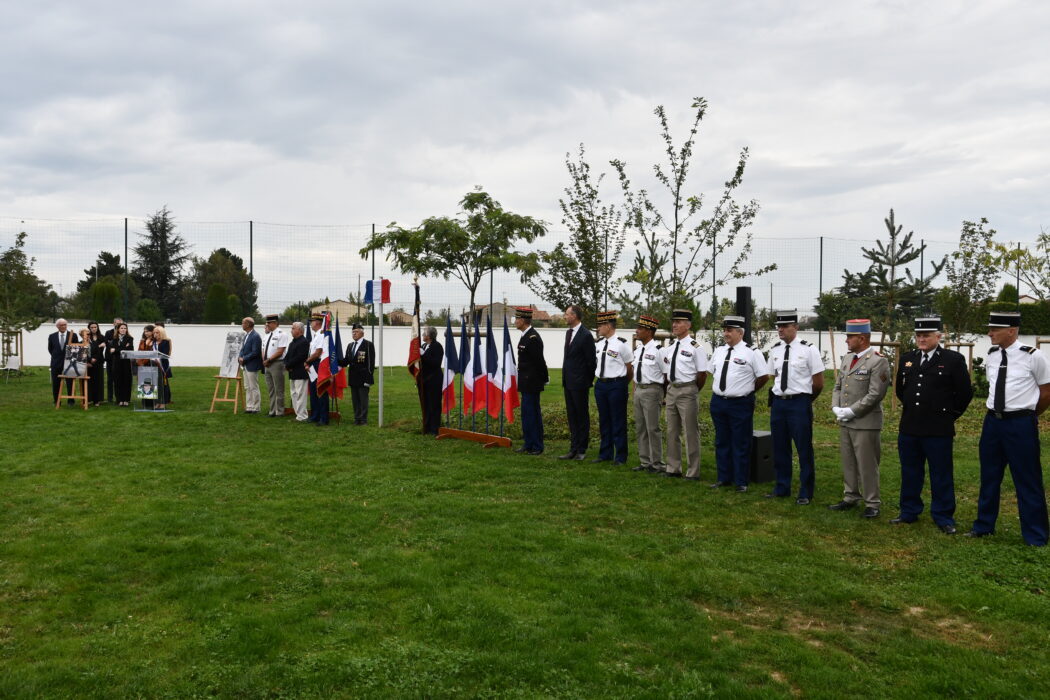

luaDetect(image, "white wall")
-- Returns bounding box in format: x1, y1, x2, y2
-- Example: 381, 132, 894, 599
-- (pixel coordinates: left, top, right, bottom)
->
18, 323, 1044, 369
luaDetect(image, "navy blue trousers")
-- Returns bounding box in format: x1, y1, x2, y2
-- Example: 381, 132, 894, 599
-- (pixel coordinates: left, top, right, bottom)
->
308, 379, 329, 424
520, 391, 544, 452
594, 378, 629, 463
711, 394, 754, 486
770, 397, 815, 499
897, 434, 956, 526
974, 413, 1048, 545
564, 387, 591, 455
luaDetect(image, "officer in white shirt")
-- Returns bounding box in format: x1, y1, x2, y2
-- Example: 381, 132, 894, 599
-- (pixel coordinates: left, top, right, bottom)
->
261, 313, 290, 418
661, 309, 709, 479
593, 310, 633, 464
968, 311, 1050, 546
709, 315, 768, 492
306, 313, 329, 425
631, 314, 666, 474
765, 311, 825, 505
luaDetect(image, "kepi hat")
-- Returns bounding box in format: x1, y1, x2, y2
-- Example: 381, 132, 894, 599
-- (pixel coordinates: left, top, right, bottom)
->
844, 319, 871, 334
914, 316, 941, 332
636, 314, 659, 331
721, 315, 746, 329
775, 310, 798, 326
596, 310, 618, 325
514, 306, 534, 320
671, 309, 692, 322
988, 311, 1020, 328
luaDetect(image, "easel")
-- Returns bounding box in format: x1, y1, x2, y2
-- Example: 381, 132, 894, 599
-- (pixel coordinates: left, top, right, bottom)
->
1, 328, 24, 371
55, 374, 90, 410
437, 427, 512, 448
210, 374, 242, 413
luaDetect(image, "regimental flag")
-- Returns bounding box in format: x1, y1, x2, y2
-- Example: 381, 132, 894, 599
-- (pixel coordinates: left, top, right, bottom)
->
323, 314, 347, 399
485, 313, 501, 419
459, 317, 472, 415
441, 316, 458, 414
316, 312, 335, 393
408, 282, 421, 380
334, 313, 346, 383
500, 316, 520, 423
471, 314, 486, 414
363, 279, 391, 305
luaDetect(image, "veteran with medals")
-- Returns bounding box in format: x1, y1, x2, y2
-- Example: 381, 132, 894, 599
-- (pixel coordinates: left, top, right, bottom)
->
893, 316, 972, 534
514, 306, 548, 456
341, 322, 376, 425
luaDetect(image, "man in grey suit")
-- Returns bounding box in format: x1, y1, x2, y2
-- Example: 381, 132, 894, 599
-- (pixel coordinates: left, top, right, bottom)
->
829, 319, 891, 518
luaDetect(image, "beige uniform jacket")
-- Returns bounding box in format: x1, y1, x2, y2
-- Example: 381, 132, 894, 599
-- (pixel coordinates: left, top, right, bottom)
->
833, 350, 890, 430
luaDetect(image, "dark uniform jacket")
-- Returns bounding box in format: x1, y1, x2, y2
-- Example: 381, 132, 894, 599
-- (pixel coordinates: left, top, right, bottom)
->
517, 327, 549, 394
895, 346, 972, 437
420, 341, 444, 385
284, 335, 310, 380
562, 325, 597, 390
341, 338, 376, 387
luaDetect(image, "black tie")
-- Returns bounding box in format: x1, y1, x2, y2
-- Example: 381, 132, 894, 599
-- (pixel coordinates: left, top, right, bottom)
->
919, 353, 928, 370
636, 348, 643, 382
669, 341, 680, 382
780, 344, 790, 393
565, 328, 573, 354
600, 339, 608, 378
719, 346, 733, 392
264, 334, 272, 358
994, 348, 1007, 413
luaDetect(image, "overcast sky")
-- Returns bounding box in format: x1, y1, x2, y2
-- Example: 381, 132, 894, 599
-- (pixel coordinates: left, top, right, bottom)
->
2, 0, 1048, 311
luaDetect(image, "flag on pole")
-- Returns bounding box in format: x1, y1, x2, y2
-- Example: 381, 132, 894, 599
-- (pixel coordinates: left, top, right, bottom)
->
460, 316, 473, 415
408, 282, 421, 380
316, 312, 335, 394
442, 316, 458, 414
485, 313, 501, 419
324, 314, 347, 399
500, 316, 520, 422
471, 314, 486, 414
363, 279, 391, 305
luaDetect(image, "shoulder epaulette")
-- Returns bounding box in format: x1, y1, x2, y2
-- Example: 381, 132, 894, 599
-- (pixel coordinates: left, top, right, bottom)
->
988, 345, 999, 354
1021, 345, 1036, 354
772, 340, 782, 348
800, 339, 810, 346
690, 340, 699, 347
617, 336, 627, 343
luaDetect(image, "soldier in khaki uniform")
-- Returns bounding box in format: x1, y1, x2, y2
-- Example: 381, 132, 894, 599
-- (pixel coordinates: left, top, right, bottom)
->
829, 319, 891, 518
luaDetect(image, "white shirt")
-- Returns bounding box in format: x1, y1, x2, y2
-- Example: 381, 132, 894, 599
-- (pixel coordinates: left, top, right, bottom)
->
710, 342, 766, 397
985, 340, 1050, 411
661, 336, 709, 383
263, 328, 290, 360
767, 338, 824, 396
595, 335, 631, 379
309, 331, 327, 359
634, 339, 665, 385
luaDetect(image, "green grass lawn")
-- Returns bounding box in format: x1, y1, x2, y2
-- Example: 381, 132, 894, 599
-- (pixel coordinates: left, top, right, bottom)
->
1, 367, 1048, 698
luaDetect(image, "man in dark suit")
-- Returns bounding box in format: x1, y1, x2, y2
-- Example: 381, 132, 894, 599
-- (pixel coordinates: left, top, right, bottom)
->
47, 318, 78, 404
893, 316, 973, 534
514, 306, 549, 455
341, 322, 376, 425
560, 304, 597, 460
284, 321, 311, 422
419, 325, 443, 435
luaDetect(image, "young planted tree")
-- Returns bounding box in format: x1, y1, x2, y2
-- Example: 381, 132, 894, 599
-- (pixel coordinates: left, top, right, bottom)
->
934, 218, 1000, 339
0, 232, 52, 332
611, 97, 773, 317
360, 189, 546, 315
528, 144, 626, 326
132, 207, 192, 321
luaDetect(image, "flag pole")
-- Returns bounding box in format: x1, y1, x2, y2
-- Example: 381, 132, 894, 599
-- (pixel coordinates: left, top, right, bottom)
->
377, 280, 384, 428
486, 268, 493, 436
499, 315, 506, 438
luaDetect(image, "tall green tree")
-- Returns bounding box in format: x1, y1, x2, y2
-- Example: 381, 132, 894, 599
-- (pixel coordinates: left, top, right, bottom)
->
76, 251, 125, 294
132, 207, 191, 320
203, 283, 231, 323
611, 96, 774, 316
992, 226, 1050, 301
0, 232, 53, 332
89, 282, 122, 321
180, 248, 259, 322
934, 218, 1000, 339
527, 144, 626, 326
360, 189, 546, 315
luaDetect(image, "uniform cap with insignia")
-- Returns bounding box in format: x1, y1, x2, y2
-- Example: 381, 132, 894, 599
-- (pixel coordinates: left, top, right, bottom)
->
914, 316, 941, 332
265, 314, 279, 323
844, 319, 871, 334
514, 306, 533, 320
351, 322, 364, 330
596, 310, 618, 325
309, 313, 324, 322
987, 311, 1020, 328
671, 308, 692, 322
721, 315, 746, 329
774, 310, 798, 326
636, 314, 659, 331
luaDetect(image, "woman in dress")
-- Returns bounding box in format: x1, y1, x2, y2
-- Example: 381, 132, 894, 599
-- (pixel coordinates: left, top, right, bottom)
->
108, 322, 134, 406
153, 326, 173, 409
83, 321, 106, 406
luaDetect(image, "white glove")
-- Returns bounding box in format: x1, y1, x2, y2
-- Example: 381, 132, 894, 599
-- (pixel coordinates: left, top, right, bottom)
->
831, 406, 844, 419
840, 407, 855, 420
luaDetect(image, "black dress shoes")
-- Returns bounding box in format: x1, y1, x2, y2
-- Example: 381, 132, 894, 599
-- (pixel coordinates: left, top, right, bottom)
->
664, 471, 683, 478
557, 452, 577, 460
631, 465, 649, 472
709, 481, 733, 489
795, 497, 811, 506
572, 453, 587, 461
862, 507, 880, 519
735, 485, 748, 493
827, 500, 857, 511
764, 492, 787, 499
591, 458, 610, 463
526, 449, 544, 456
964, 529, 992, 538
889, 517, 916, 525
514, 446, 528, 454
939, 524, 957, 535
684, 476, 701, 481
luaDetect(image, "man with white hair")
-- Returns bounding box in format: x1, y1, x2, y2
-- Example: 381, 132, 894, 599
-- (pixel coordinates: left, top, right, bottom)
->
47, 318, 78, 404
283, 321, 310, 422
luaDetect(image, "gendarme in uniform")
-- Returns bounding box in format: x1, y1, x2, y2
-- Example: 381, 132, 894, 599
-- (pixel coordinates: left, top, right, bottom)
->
968, 311, 1050, 546
593, 310, 632, 465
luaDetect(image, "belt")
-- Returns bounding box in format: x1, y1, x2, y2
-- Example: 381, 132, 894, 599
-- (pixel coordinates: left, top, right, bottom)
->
670, 381, 697, 388
637, 382, 662, 388
715, 392, 755, 400
987, 409, 1035, 420
597, 376, 628, 383
774, 393, 810, 400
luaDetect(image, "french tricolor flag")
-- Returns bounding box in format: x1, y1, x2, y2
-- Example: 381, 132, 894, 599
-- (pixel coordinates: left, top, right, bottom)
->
441, 316, 458, 414
470, 314, 487, 414
363, 279, 391, 305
